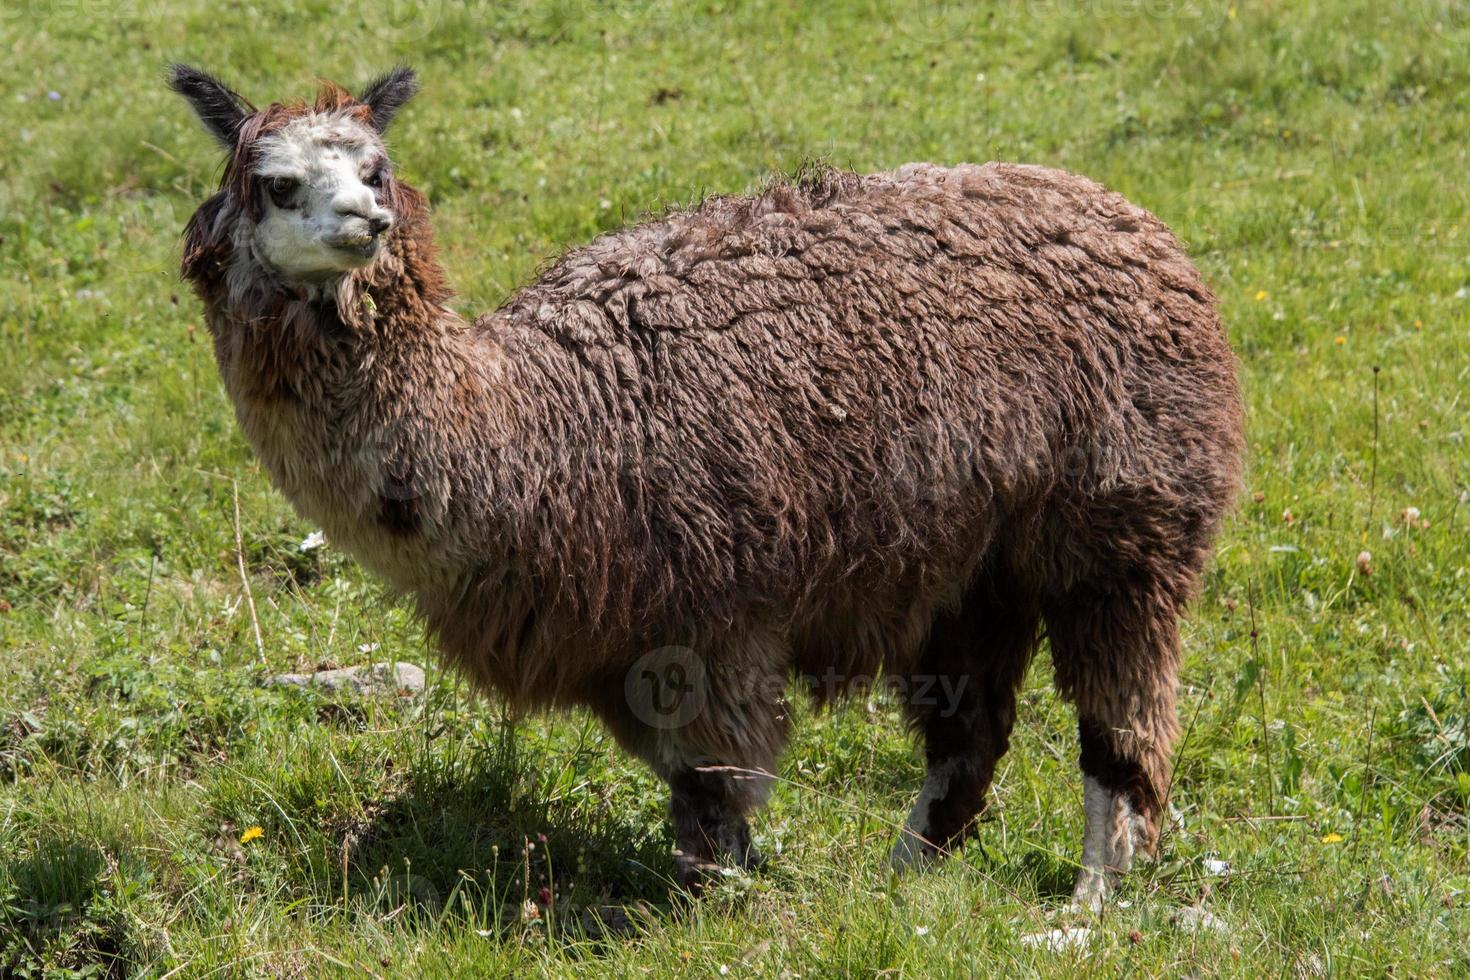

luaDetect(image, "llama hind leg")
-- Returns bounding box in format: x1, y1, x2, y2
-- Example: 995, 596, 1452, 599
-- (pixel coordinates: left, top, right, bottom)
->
891, 580, 1040, 870
1046, 582, 1183, 911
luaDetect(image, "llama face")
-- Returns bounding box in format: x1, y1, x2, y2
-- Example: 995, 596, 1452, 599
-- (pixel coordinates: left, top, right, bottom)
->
249, 114, 396, 281
170, 65, 421, 285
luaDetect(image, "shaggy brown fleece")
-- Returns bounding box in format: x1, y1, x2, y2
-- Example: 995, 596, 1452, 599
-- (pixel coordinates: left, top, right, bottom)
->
175, 72, 1242, 892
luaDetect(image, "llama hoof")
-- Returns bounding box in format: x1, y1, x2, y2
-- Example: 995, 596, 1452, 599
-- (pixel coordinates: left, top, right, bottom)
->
889, 831, 940, 873
674, 852, 722, 894
674, 843, 763, 893
1069, 867, 1113, 914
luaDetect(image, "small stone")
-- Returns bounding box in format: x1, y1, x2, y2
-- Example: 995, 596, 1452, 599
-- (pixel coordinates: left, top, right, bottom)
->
1172, 906, 1230, 936
265, 661, 425, 696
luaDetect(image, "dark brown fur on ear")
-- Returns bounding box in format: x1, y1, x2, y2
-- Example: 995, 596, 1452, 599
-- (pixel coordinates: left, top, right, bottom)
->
169, 64, 253, 148
358, 66, 418, 133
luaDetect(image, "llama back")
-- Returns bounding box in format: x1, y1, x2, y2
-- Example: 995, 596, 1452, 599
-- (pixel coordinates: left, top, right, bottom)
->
468, 162, 1241, 678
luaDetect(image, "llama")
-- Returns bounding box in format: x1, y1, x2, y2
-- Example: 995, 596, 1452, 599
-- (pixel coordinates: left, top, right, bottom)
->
169, 65, 1243, 906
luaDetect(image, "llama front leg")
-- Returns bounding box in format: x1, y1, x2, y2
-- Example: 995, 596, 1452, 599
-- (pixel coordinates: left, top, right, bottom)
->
1047, 583, 1182, 911
667, 763, 772, 889
593, 644, 789, 892
660, 694, 785, 891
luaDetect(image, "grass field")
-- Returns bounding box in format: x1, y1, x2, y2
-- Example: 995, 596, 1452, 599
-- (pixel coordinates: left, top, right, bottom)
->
3, 0, 1469, 974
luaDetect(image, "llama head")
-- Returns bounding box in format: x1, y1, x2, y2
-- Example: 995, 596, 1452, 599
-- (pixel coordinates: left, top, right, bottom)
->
170, 65, 418, 284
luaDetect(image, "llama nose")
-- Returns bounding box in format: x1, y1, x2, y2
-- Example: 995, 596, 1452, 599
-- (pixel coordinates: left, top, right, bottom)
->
335, 200, 391, 236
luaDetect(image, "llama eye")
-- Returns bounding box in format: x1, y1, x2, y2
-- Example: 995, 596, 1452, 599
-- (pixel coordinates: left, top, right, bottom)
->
265, 176, 300, 208
365, 168, 386, 190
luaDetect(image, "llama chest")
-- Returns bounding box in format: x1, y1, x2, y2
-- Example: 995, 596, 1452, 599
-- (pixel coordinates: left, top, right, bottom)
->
231, 390, 460, 592
205, 306, 507, 596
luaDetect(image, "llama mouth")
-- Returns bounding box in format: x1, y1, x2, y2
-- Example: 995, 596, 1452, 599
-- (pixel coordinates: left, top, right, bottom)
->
327, 234, 380, 259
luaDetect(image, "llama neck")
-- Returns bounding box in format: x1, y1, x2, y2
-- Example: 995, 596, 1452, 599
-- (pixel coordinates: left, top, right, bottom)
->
187, 190, 514, 593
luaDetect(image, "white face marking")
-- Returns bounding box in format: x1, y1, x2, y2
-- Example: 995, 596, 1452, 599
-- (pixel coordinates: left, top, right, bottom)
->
1072, 775, 1148, 912
890, 758, 958, 871
250, 113, 396, 282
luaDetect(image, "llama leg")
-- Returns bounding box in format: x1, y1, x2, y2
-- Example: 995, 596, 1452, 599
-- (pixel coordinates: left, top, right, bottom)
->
891, 579, 1040, 870
601, 722, 784, 892
592, 645, 789, 892
667, 760, 773, 888
661, 684, 788, 890
1046, 582, 1182, 911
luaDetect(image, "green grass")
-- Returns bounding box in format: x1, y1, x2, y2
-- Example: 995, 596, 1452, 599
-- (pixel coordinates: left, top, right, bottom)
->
3, 0, 1469, 974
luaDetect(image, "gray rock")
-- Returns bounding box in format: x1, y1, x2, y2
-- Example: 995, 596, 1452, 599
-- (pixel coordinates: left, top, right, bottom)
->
265, 661, 425, 696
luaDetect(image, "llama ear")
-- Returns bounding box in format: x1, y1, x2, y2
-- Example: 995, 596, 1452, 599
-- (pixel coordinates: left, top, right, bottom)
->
358, 66, 419, 133
168, 64, 252, 149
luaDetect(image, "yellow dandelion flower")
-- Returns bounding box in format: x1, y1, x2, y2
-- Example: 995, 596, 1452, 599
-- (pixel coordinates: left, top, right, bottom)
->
240, 825, 264, 844
1254, 290, 1269, 301
1413, 320, 1423, 330
1334, 336, 1346, 345
1320, 832, 1343, 844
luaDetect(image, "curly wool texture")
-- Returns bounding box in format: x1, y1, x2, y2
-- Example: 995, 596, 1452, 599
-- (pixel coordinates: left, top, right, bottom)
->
185, 154, 1241, 739
441, 164, 1242, 700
